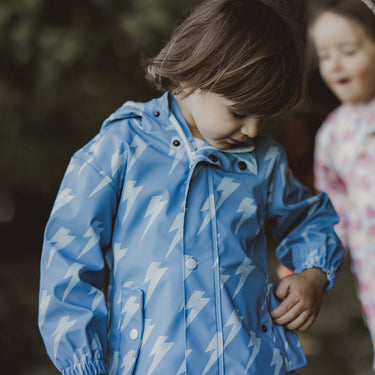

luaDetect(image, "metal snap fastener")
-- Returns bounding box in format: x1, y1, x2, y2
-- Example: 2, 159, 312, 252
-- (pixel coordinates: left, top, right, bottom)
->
154, 111, 160, 117
185, 258, 197, 270
130, 328, 139, 340
238, 161, 247, 170
208, 154, 218, 162
261, 324, 268, 333
173, 139, 181, 147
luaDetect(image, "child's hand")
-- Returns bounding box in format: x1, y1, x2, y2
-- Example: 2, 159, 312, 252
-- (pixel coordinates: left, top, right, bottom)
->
269, 268, 328, 331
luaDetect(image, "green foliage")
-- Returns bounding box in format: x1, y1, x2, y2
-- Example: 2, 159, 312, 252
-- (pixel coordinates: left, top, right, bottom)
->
0, 0, 304, 198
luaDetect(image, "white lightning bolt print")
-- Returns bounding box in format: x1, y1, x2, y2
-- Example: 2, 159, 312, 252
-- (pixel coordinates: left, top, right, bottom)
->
177, 349, 192, 374
77, 221, 104, 259
62, 263, 82, 302
302, 249, 321, 269
51, 188, 74, 214
216, 177, 240, 210
305, 196, 320, 218
128, 135, 148, 171
120, 350, 137, 375
203, 332, 224, 375
235, 197, 257, 234
168, 137, 185, 175
111, 149, 127, 178
267, 181, 274, 206
142, 319, 155, 347
120, 295, 140, 330
167, 212, 184, 257
91, 333, 103, 360
198, 177, 240, 235
78, 136, 104, 175
147, 336, 174, 375
186, 290, 210, 326
197, 195, 215, 236
144, 262, 168, 305
141, 196, 168, 241
73, 348, 87, 367
301, 224, 317, 243
88, 287, 103, 311
46, 227, 76, 268
52, 316, 77, 360
108, 351, 119, 375
113, 242, 128, 274
88, 171, 112, 198
270, 348, 283, 375
233, 258, 255, 298
224, 310, 243, 348
122, 180, 143, 224
39, 290, 51, 327
245, 331, 261, 372
65, 163, 76, 176
264, 146, 281, 179
220, 267, 230, 289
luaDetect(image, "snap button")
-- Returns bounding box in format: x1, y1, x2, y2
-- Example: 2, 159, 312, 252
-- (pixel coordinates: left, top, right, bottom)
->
154, 111, 160, 117
129, 328, 139, 340
261, 324, 268, 333
173, 139, 181, 147
185, 257, 197, 270
238, 161, 247, 170
208, 154, 218, 162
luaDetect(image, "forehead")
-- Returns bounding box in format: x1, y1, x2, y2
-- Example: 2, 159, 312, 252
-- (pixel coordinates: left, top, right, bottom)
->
311, 12, 368, 47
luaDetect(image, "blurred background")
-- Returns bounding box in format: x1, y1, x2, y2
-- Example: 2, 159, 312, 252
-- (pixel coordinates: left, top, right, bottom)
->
0, 0, 373, 374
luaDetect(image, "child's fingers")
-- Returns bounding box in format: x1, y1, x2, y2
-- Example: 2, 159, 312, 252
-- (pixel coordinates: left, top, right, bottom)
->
284, 309, 311, 330
296, 314, 316, 332
270, 295, 300, 321
274, 277, 291, 301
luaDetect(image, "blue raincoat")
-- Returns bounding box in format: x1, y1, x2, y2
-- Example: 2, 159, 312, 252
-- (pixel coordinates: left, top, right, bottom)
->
39, 92, 344, 375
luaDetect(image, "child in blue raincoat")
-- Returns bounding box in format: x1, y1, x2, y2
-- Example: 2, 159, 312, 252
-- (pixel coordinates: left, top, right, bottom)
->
38, 1, 344, 374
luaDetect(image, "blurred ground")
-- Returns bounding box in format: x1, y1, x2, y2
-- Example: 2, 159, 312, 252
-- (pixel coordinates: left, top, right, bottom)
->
1, 234, 374, 374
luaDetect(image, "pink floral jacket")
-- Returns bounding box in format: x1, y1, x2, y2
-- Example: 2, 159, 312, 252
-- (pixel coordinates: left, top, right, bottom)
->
314, 99, 375, 253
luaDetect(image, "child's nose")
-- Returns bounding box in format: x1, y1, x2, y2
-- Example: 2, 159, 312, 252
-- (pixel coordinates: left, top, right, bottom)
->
326, 54, 342, 72
241, 119, 262, 138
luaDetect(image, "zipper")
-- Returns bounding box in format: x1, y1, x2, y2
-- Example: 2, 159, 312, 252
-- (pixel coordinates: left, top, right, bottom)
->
200, 143, 254, 154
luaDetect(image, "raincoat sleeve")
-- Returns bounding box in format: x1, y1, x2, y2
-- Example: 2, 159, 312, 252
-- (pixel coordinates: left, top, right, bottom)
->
38, 130, 125, 375
314, 123, 349, 248
265, 144, 344, 290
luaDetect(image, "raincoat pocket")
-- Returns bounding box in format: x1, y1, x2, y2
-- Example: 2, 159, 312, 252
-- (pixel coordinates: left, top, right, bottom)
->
267, 283, 307, 372
116, 286, 145, 375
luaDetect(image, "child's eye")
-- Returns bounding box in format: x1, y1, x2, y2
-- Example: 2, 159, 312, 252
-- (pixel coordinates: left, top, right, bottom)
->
342, 49, 356, 56
317, 53, 329, 61
231, 111, 247, 120
340, 44, 357, 56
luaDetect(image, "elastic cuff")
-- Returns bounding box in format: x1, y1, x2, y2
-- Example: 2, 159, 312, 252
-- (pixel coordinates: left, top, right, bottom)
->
294, 264, 335, 292
62, 359, 107, 375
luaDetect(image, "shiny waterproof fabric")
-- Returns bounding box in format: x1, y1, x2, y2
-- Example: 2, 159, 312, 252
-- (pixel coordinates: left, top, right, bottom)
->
39, 92, 344, 375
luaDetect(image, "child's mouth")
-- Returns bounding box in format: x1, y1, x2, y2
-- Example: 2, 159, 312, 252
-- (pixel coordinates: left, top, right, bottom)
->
336, 78, 350, 86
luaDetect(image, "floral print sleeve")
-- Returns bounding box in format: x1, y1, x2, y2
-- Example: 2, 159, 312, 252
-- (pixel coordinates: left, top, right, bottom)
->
314, 115, 349, 248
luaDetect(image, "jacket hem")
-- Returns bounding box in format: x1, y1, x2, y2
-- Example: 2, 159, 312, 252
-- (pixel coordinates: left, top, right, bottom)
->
61, 359, 107, 375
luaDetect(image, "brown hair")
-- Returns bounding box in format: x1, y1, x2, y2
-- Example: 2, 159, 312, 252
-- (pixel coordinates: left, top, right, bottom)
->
308, 0, 375, 41
145, 0, 304, 118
